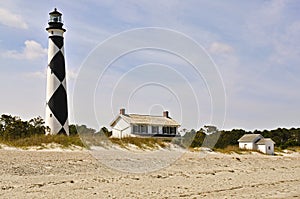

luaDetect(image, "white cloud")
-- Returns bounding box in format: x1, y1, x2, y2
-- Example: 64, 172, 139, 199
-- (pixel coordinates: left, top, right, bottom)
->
208, 42, 233, 54
0, 8, 28, 29
4, 40, 47, 60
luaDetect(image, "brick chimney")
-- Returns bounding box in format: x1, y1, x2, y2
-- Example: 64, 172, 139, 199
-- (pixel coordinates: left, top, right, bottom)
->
163, 111, 169, 118
120, 108, 125, 115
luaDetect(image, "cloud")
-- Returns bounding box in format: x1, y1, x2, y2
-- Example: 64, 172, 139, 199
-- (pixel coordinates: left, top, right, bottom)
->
4, 40, 47, 60
0, 8, 28, 29
208, 42, 233, 54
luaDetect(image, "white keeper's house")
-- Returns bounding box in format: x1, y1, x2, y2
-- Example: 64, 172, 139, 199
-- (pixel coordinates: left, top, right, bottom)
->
110, 109, 180, 138
238, 134, 275, 155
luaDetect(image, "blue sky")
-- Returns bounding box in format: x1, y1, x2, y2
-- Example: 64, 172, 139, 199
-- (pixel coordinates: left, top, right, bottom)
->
0, 0, 299, 131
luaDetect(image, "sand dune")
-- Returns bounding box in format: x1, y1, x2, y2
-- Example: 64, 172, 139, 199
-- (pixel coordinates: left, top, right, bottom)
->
0, 148, 299, 198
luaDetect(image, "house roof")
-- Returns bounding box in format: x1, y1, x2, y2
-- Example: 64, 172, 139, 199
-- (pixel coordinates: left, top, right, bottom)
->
238, 134, 263, 143
256, 138, 275, 145
111, 114, 180, 127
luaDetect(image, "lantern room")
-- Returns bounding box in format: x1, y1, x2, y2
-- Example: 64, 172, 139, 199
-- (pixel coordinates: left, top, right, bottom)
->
46, 8, 66, 32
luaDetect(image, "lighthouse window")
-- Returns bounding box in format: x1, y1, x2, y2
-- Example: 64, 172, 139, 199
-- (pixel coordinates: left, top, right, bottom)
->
50, 15, 62, 23
50, 114, 52, 117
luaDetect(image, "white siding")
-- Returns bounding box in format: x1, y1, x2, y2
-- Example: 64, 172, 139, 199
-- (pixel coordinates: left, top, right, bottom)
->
112, 119, 179, 138
239, 142, 256, 150
239, 141, 274, 155
257, 141, 274, 155
111, 117, 131, 138
238, 135, 262, 150
266, 142, 274, 155
257, 144, 266, 154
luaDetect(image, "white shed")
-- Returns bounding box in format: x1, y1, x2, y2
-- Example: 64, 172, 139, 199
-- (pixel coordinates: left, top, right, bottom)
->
110, 109, 180, 138
256, 138, 275, 155
238, 134, 275, 155
238, 134, 263, 150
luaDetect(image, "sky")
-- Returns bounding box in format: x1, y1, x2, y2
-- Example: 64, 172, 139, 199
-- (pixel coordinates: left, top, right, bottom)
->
0, 0, 299, 131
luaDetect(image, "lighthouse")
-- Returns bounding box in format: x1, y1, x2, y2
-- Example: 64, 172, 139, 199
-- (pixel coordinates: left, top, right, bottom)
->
45, 8, 69, 135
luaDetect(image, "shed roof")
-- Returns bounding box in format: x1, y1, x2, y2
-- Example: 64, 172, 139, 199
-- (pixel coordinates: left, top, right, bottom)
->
256, 138, 275, 145
238, 134, 263, 143
111, 114, 180, 127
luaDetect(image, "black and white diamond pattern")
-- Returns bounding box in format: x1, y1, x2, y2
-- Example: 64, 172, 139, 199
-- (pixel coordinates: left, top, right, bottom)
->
46, 35, 69, 135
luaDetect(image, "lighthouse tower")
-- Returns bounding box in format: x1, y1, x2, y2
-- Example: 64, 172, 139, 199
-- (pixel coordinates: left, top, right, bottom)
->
45, 8, 69, 135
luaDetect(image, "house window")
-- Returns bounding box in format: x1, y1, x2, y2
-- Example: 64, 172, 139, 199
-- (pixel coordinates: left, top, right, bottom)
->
141, 125, 148, 134
170, 127, 176, 134
162, 127, 176, 134
162, 127, 170, 134
152, 126, 159, 134
133, 125, 139, 133
268, 146, 271, 150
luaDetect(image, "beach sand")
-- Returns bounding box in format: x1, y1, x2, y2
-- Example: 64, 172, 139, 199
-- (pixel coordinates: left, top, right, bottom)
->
0, 148, 299, 198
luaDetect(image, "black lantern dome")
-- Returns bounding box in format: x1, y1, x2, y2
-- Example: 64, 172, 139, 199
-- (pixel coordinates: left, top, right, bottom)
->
46, 8, 66, 32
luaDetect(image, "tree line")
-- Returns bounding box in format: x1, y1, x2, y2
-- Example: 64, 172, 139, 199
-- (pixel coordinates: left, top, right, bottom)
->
1, 114, 299, 149
0, 114, 111, 142
182, 127, 300, 149
0, 114, 46, 141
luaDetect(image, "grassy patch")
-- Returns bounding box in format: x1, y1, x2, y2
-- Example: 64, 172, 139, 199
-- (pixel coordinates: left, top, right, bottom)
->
0, 134, 84, 148
109, 137, 167, 149
275, 146, 300, 153
213, 145, 247, 154
286, 146, 300, 152
274, 147, 284, 153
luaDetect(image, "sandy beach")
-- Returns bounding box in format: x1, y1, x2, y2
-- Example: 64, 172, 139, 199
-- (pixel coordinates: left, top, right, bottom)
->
0, 148, 299, 199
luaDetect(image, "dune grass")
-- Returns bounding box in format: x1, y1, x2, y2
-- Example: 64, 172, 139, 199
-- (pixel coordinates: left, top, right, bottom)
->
288, 146, 300, 152
275, 146, 300, 153
0, 134, 171, 150
109, 137, 168, 149
213, 145, 250, 154
0, 134, 84, 148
